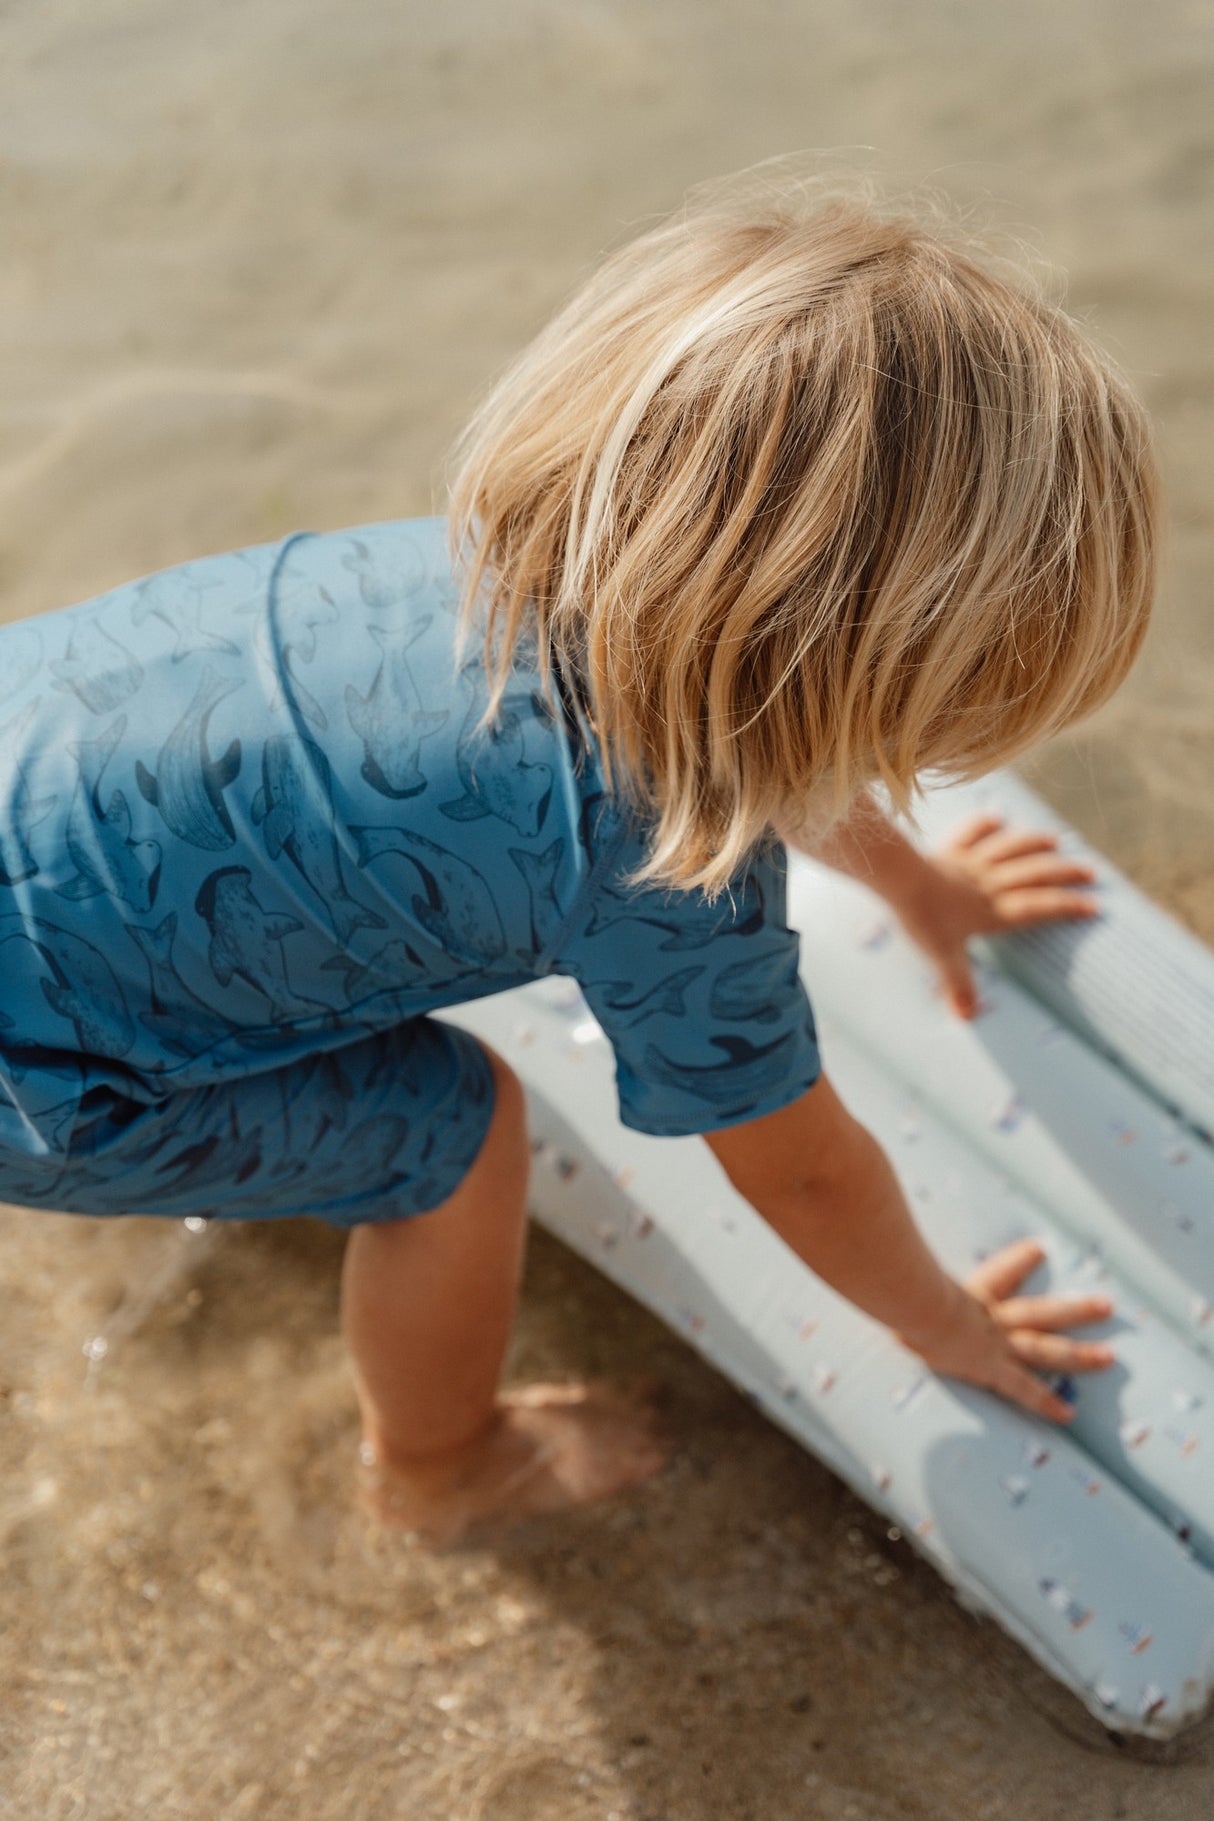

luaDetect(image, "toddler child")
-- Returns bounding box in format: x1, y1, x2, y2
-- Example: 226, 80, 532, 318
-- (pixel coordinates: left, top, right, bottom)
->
0, 181, 1159, 1538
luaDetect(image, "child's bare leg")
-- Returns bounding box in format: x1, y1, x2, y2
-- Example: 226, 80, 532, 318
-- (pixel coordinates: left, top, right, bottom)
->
340, 1043, 666, 1539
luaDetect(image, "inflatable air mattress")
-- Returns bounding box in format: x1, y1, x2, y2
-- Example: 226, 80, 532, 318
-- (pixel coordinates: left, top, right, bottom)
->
444, 769, 1214, 1739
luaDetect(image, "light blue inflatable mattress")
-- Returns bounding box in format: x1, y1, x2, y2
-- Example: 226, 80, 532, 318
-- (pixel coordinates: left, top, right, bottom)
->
445, 769, 1214, 1739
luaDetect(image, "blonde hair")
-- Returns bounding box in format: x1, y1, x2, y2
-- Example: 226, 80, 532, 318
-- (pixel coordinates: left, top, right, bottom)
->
449, 178, 1161, 899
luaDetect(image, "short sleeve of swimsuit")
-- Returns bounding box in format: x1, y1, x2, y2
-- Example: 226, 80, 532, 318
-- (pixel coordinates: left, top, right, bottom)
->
558, 829, 822, 1138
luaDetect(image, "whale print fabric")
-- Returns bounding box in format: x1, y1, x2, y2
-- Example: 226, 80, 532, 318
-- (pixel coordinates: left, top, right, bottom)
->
0, 518, 819, 1221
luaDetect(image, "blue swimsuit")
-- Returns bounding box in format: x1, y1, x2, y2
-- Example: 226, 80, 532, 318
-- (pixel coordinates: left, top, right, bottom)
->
0, 519, 821, 1226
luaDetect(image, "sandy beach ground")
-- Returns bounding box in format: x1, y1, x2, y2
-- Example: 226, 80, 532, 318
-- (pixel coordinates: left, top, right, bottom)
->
2, 2, 1214, 1815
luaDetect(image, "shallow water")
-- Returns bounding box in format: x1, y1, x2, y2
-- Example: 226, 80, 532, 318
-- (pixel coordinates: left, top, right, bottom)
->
3, 2, 1214, 1815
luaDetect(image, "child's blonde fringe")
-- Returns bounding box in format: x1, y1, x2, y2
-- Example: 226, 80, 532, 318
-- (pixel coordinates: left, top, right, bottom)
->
447, 167, 1162, 900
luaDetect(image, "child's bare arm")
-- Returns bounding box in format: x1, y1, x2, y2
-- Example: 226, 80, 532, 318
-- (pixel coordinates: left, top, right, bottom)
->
776, 793, 1099, 1018
703, 1073, 1114, 1424
776, 789, 930, 904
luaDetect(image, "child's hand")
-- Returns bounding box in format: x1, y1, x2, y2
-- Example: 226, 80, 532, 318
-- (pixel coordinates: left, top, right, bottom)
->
896, 813, 1100, 1019
896, 1238, 1115, 1423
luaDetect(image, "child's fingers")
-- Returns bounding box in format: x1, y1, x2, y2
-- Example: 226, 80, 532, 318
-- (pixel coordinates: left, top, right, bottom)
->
992, 1291, 1114, 1331
969, 826, 1062, 864
990, 1358, 1077, 1424
1007, 1329, 1116, 1373
965, 1237, 1048, 1303
993, 887, 1102, 926
947, 812, 1006, 849
986, 855, 1098, 893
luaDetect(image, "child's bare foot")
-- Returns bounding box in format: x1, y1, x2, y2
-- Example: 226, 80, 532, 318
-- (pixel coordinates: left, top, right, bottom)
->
357, 1380, 668, 1544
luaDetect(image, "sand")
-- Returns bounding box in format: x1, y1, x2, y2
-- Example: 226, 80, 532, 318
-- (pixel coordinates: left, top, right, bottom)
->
2, 1, 1213, 1815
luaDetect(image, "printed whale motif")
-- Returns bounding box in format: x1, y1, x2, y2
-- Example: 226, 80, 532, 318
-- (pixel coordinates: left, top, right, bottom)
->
341, 534, 427, 614
0, 913, 137, 1056
708, 946, 804, 1024
353, 825, 506, 963
130, 566, 242, 662
125, 912, 244, 1061
345, 618, 448, 798
584, 870, 767, 951
50, 615, 144, 715
152, 1129, 267, 1198
318, 935, 480, 1005
321, 937, 422, 996
275, 1050, 357, 1153
194, 866, 334, 1022
0, 1054, 94, 1160
251, 734, 387, 946
639, 1028, 802, 1113
239, 548, 339, 730
586, 965, 703, 1027
136, 667, 243, 851
56, 716, 161, 911
288, 1111, 414, 1203
0, 700, 58, 888
508, 838, 567, 955
440, 685, 553, 835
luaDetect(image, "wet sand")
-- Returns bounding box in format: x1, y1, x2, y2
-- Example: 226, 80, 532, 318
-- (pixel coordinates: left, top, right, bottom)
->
3, 2, 1214, 1815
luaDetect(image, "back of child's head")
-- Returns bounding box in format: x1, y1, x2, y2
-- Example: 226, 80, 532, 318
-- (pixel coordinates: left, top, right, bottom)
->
450, 172, 1161, 899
